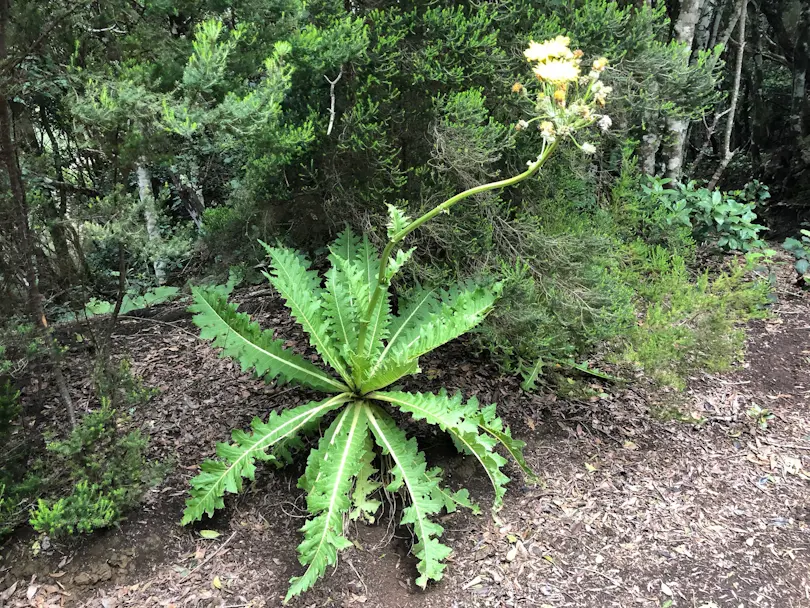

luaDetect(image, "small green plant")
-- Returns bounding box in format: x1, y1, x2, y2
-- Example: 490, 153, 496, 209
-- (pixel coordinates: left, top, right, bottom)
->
783, 230, 810, 286
644, 178, 767, 251
0, 380, 20, 441
30, 480, 123, 536
611, 242, 769, 388
29, 400, 153, 537
0, 383, 39, 536
746, 403, 774, 430
182, 37, 612, 601
94, 357, 158, 409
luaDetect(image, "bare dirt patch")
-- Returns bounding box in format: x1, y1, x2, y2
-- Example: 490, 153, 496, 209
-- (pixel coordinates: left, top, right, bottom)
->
2, 277, 809, 608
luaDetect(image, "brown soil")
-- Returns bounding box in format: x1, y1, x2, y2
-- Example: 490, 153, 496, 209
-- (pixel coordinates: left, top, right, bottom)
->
1, 272, 809, 608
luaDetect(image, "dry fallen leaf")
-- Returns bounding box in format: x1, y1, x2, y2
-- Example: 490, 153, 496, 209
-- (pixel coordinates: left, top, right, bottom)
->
212, 575, 222, 590
782, 456, 802, 475
1, 581, 18, 601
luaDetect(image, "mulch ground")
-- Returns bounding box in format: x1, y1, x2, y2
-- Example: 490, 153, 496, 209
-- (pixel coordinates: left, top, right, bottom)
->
1, 267, 809, 608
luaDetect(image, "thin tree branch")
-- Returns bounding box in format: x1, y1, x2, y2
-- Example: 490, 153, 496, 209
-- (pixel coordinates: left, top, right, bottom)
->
709, 0, 747, 190
324, 67, 343, 136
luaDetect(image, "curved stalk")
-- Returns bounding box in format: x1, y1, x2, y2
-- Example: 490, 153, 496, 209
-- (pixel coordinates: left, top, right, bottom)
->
354, 138, 559, 361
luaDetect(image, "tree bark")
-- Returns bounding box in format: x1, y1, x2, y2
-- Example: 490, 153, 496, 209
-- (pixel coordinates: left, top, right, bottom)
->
663, 0, 705, 181
0, 0, 76, 429
40, 105, 76, 282
674, 0, 705, 47
695, 0, 719, 52
136, 160, 167, 284
748, 4, 767, 167
790, 4, 810, 140
169, 166, 204, 231
760, 0, 795, 64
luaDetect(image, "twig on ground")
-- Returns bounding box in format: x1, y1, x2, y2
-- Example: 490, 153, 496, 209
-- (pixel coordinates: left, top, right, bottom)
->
188, 531, 238, 576
347, 559, 369, 597
762, 439, 810, 451
117, 315, 200, 339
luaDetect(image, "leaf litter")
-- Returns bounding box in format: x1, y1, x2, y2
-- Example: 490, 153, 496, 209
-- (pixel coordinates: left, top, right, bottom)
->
0, 275, 808, 608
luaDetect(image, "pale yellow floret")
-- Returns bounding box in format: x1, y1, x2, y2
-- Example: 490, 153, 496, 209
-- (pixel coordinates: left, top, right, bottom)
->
592, 57, 609, 71
524, 36, 574, 63
533, 59, 580, 84
539, 120, 556, 143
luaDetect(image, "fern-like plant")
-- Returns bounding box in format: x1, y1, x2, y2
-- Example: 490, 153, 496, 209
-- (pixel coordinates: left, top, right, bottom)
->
182, 37, 612, 601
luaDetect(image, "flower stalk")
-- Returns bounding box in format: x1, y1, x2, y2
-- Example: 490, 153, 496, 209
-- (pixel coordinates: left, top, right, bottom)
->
354, 35, 611, 371
355, 140, 558, 366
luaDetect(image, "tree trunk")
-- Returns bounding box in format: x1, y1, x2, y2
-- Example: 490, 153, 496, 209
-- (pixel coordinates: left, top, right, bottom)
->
748, 4, 766, 168
674, 0, 704, 47
40, 105, 76, 282
0, 0, 76, 429
169, 166, 205, 231
708, 0, 728, 49
136, 160, 167, 284
663, 0, 705, 181
695, 0, 719, 52
790, 5, 810, 140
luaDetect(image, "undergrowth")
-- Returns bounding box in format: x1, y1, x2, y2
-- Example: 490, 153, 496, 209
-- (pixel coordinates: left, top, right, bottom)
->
610, 242, 769, 388
0, 360, 160, 539
30, 400, 157, 537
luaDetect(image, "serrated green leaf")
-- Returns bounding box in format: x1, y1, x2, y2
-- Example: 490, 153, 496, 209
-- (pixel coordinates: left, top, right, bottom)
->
385, 247, 415, 281
330, 227, 361, 263
350, 435, 382, 522
359, 357, 419, 394
286, 403, 369, 601
262, 244, 352, 384
475, 403, 535, 480
425, 467, 480, 515
182, 393, 351, 525
189, 287, 347, 393
386, 203, 411, 239
364, 288, 438, 382
366, 405, 451, 587
371, 390, 510, 510
520, 357, 544, 392
323, 264, 360, 363
394, 282, 501, 361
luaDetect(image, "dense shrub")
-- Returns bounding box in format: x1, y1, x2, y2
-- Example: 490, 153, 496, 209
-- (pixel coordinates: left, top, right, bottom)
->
0, 382, 43, 536
643, 178, 768, 251
0, 360, 159, 539
610, 243, 770, 388
29, 400, 155, 537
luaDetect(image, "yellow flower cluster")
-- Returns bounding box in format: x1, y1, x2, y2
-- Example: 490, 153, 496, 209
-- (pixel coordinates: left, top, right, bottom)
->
523, 36, 574, 62
523, 35, 581, 86
514, 36, 613, 155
